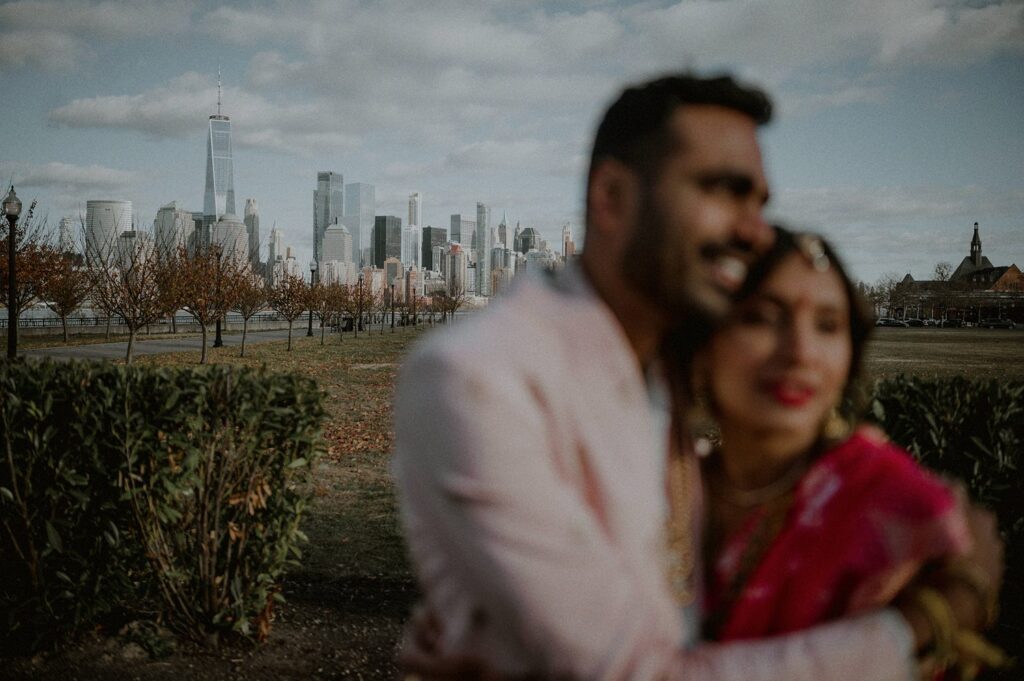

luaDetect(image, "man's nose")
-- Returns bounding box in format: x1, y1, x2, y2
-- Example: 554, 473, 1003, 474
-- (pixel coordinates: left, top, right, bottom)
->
735, 202, 772, 252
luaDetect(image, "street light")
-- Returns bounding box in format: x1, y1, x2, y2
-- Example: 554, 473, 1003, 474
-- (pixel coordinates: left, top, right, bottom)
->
356, 271, 364, 338
307, 258, 318, 337
213, 244, 224, 348
4, 186, 23, 360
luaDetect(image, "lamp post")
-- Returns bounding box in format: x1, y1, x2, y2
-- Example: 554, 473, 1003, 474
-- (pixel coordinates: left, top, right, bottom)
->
307, 259, 317, 337
390, 283, 396, 332
356, 271, 364, 338
213, 245, 224, 348
4, 186, 23, 360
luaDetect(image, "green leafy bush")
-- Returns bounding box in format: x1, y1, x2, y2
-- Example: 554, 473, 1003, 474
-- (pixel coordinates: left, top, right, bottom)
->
869, 376, 1023, 663
0, 360, 325, 651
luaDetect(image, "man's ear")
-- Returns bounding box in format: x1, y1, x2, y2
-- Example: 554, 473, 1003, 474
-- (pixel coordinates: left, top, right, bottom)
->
587, 159, 639, 238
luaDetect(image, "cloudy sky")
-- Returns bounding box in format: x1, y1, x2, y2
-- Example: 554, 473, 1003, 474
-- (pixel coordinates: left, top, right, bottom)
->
1, 0, 1021, 284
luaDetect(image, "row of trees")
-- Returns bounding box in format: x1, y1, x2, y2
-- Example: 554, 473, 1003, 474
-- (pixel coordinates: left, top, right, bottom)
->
860, 262, 953, 319
2, 217, 469, 363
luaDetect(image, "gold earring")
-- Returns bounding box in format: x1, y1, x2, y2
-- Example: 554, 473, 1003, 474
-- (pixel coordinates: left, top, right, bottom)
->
822, 406, 851, 441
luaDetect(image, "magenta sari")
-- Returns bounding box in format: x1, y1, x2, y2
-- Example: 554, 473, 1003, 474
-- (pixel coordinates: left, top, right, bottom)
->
706, 428, 971, 641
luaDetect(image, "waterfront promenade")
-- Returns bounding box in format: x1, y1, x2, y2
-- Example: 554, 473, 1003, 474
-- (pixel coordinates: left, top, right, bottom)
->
22, 328, 295, 362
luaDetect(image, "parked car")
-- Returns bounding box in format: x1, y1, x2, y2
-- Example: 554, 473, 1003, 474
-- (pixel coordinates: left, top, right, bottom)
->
940, 319, 963, 328
978, 318, 1014, 329
875, 318, 909, 328
922, 319, 939, 327
905, 318, 925, 327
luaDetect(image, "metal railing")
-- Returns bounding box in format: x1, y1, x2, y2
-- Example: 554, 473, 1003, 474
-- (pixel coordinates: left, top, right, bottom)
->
0, 312, 289, 330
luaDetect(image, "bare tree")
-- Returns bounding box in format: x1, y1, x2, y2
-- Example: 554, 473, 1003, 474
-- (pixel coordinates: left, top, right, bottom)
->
86, 237, 165, 364
268, 272, 308, 351
934, 261, 953, 282
231, 268, 267, 357
875, 272, 903, 318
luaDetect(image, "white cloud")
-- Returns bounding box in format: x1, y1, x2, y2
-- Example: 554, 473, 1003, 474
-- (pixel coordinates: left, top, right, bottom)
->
0, 0, 193, 39
0, 30, 91, 72
2, 160, 135, 193
0, 0, 194, 72
770, 184, 1024, 281
48, 72, 361, 156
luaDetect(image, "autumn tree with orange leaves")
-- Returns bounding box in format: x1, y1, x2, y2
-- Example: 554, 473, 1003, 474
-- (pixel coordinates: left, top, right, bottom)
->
231, 271, 267, 357
268, 272, 309, 351
38, 249, 92, 343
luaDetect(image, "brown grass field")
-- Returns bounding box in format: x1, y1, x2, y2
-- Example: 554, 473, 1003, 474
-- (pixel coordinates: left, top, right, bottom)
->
7, 323, 1022, 679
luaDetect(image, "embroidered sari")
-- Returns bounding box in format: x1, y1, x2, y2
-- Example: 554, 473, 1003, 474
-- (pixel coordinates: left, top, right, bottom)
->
705, 429, 972, 641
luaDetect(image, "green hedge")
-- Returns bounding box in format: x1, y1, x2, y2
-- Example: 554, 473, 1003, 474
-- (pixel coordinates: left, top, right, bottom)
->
869, 376, 1023, 666
0, 360, 325, 651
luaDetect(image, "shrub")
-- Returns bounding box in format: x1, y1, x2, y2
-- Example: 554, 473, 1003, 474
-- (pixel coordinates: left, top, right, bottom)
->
869, 376, 1023, 663
0, 361, 143, 652
0, 360, 325, 651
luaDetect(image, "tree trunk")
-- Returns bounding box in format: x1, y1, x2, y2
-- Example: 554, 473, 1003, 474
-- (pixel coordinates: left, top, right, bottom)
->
320, 316, 326, 345
240, 318, 248, 357
287, 321, 293, 351
200, 324, 209, 364
61, 316, 69, 343
125, 328, 135, 365
171, 314, 177, 334
105, 315, 112, 340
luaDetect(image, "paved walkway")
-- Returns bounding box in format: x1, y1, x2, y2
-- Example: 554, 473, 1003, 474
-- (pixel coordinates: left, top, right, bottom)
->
23, 328, 298, 362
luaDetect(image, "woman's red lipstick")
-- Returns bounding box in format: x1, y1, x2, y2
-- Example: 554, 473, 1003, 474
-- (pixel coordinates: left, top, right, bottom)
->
767, 382, 814, 407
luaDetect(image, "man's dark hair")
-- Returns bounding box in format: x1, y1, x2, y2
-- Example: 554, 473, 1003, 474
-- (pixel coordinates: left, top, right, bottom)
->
588, 73, 772, 185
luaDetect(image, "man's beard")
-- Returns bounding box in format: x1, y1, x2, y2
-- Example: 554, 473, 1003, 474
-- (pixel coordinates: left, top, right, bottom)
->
620, 190, 728, 330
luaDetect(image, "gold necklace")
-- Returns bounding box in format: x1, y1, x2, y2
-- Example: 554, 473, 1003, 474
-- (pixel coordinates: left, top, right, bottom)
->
664, 447, 696, 607
712, 457, 807, 508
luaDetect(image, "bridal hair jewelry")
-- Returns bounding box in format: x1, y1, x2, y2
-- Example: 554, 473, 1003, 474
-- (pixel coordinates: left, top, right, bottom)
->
795, 233, 831, 272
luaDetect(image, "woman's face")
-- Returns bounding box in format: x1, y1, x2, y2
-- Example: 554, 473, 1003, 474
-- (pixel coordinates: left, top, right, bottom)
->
706, 251, 852, 447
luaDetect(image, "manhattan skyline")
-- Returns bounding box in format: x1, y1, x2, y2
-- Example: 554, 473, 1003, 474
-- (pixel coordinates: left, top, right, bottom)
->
0, 0, 1022, 284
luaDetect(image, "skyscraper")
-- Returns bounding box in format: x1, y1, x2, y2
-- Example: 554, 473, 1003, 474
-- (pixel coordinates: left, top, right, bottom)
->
322, 223, 353, 265
422, 226, 447, 271
202, 72, 235, 246
57, 216, 76, 254
343, 182, 375, 267
497, 211, 508, 247
244, 198, 260, 268
85, 200, 131, 263
211, 214, 249, 268
408, 192, 422, 229
562, 223, 575, 258
476, 202, 491, 296
450, 214, 475, 246
373, 215, 402, 268
154, 201, 194, 258
267, 226, 283, 284
314, 171, 344, 265
402, 224, 421, 268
